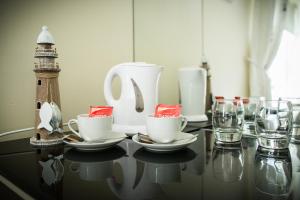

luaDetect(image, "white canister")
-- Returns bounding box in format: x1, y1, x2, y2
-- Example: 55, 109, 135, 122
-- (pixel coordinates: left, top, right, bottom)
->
178, 67, 208, 121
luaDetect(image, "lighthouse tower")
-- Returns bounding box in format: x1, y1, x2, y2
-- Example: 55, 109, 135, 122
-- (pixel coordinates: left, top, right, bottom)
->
31, 26, 63, 145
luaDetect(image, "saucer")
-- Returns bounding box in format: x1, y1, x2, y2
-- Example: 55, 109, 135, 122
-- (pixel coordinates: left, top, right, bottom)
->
183, 114, 208, 122
63, 132, 127, 152
112, 124, 146, 136
132, 132, 197, 153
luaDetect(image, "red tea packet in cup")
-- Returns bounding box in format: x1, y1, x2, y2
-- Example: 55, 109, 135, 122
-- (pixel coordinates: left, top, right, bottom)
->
89, 106, 113, 117
154, 104, 181, 117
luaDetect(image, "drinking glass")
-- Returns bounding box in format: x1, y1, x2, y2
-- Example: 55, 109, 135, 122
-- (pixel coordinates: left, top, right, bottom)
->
212, 99, 244, 143
279, 97, 300, 143
255, 100, 293, 150
242, 97, 265, 137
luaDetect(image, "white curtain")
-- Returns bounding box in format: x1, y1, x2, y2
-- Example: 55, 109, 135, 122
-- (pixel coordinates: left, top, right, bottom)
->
248, 0, 300, 98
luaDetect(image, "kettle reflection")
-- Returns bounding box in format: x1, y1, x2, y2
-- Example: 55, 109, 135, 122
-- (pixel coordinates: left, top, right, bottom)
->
212, 143, 244, 182
255, 149, 292, 198
65, 147, 125, 182
107, 140, 165, 200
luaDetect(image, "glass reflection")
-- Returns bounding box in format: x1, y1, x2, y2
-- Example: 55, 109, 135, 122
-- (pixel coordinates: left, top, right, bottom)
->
35, 145, 64, 199
64, 146, 125, 181
288, 144, 300, 200
212, 143, 244, 182
255, 149, 292, 199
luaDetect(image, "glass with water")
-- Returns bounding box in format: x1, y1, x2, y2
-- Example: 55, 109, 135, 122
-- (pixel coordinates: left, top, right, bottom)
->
242, 97, 265, 137
280, 98, 300, 143
212, 99, 244, 143
255, 100, 293, 150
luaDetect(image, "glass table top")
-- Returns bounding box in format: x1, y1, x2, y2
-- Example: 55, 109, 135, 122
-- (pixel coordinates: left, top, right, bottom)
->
0, 124, 300, 200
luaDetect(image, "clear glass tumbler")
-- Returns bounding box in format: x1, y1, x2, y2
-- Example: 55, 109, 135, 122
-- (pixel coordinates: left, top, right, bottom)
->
279, 97, 300, 143
255, 100, 293, 150
242, 96, 265, 137
212, 99, 244, 143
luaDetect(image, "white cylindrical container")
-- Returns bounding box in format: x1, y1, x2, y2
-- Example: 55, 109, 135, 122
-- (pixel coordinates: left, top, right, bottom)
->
178, 67, 208, 121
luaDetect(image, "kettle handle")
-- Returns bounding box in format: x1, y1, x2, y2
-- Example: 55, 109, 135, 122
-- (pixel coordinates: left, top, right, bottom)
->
104, 65, 121, 106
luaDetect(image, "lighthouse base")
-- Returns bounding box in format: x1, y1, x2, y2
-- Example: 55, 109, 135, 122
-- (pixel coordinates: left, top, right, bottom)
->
30, 137, 64, 146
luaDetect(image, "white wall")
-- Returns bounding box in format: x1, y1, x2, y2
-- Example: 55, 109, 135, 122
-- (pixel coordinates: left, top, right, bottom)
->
205, 0, 249, 97
135, 0, 249, 103
0, 0, 249, 133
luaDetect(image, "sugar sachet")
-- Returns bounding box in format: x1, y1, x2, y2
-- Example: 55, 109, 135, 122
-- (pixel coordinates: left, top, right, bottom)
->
154, 104, 181, 117
89, 106, 113, 117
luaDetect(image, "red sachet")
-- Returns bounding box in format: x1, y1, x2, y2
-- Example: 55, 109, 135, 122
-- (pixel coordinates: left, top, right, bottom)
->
154, 104, 181, 117
215, 96, 224, 99
242, 98, 249, 104
89, 106, 113, 117
215, 96, 224, 103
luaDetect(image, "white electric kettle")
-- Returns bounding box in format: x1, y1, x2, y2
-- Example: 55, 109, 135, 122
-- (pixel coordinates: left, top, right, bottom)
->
104, 62, 163, 134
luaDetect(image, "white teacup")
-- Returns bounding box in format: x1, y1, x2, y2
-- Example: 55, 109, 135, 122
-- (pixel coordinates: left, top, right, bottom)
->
146, 115, 188, 143
68, 114, 112, 141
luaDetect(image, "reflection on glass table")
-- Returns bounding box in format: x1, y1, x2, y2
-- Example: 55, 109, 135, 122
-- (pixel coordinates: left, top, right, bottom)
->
65, 146, 126, 181
35, 145, 64, 199
134, 148, 196, 184
107, 139, 166, 200
1, 129, 300, 199
255, 148, 292, 199
212, 143, 244, 183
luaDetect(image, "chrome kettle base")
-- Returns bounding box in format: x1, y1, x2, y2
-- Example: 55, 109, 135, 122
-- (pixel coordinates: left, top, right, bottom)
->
183, 114, 208, 122
112, 124, 147, 136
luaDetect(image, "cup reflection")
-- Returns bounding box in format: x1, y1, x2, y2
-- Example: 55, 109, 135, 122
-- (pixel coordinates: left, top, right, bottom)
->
65, 146, 126, 181
212, 143, 244, 182
255, 148, 292, 198
134, 148, 196, 184
182, 131, 206, 175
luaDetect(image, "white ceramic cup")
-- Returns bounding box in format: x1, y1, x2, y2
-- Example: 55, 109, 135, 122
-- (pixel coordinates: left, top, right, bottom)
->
68, 114, 112, 141
146, 115, 188, 143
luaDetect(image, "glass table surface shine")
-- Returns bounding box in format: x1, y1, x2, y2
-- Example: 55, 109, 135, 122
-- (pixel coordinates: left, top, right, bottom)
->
0, 123, 300, 200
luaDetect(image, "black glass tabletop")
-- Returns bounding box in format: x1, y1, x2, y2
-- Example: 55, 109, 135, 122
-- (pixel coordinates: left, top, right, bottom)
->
0, 126, 300, 200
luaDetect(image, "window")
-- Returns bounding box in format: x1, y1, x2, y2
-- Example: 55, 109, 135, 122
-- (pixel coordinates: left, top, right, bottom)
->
267, 30, 300, 99
37, 80, 42, 85
37, 102, 41, 109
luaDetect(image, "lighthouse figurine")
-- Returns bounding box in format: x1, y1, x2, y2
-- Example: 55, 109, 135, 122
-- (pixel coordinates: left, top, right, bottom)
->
30, 26, 64, 146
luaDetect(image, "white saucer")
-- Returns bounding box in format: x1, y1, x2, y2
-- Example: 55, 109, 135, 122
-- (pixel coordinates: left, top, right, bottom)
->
63, 132, 127, 152
183, 114, 208, 122
132, 132, 197, 153
112, 124, 146, 136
